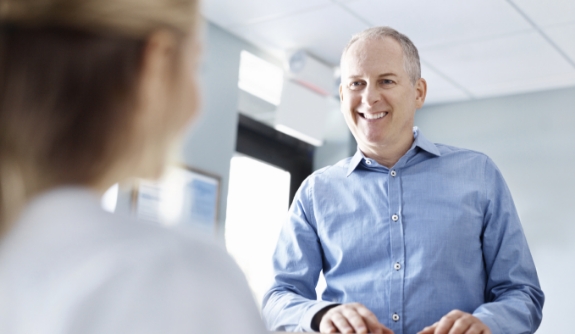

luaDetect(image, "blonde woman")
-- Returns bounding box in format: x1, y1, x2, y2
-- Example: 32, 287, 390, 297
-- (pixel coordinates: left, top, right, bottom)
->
0, 0, 266, 333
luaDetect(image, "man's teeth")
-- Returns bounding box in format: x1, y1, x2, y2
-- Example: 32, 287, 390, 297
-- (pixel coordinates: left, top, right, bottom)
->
364, 112, 387, 120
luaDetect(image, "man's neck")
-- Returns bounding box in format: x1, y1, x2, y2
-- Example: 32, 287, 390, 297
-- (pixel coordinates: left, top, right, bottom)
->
359, 134, 415, 168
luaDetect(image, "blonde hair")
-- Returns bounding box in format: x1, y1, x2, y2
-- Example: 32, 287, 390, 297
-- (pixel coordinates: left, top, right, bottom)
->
0, 0, 199, 232
0, 0, 197, 37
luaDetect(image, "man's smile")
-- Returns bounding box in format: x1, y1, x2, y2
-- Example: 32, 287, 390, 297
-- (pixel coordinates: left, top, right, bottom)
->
357, 111, 388, 120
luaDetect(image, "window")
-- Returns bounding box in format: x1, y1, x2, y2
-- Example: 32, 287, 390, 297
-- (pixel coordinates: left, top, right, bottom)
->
238, 50, 283, 106
225, 155, 290, 306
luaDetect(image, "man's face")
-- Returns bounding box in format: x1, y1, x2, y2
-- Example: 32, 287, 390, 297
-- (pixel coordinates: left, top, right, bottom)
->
339, 37, 426, 155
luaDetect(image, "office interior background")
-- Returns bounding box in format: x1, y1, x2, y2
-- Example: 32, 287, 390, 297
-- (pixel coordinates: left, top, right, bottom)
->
105, 0, 574, 332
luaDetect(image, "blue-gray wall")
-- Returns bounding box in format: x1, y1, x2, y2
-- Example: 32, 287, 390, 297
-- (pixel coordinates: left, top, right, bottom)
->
181, 23, 243, 237
415, 86, 575, 334
181, 22, 284, 237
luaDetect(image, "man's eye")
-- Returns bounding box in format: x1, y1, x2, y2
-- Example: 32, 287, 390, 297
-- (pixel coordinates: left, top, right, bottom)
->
381, 79, 395, 85
349, 81, 364, 88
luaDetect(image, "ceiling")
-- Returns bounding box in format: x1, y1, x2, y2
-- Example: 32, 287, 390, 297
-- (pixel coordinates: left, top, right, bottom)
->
201, 0, 575, 105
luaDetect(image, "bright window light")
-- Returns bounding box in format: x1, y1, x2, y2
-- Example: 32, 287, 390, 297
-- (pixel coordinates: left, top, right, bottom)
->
238, 50, 283, 105
101, 183, 119, 213
275, 124, 323, 147
225, 155, 290, 306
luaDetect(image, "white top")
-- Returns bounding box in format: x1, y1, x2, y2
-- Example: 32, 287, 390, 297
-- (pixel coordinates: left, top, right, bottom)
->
0, 187, 267, 334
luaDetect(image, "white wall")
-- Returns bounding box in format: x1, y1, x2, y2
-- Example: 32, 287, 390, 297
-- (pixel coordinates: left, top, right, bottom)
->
415, 86, 575, 334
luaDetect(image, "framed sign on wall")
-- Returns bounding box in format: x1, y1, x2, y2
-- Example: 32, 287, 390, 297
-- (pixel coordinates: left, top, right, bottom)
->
133, 165, 220, 234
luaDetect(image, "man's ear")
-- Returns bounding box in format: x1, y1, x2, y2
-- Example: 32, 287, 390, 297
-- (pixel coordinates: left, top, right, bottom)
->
415, 78, 427, 109
339, 84, 344, 102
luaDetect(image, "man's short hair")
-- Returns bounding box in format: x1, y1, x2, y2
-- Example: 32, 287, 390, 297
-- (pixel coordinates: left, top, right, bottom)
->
341, 26, 421, 85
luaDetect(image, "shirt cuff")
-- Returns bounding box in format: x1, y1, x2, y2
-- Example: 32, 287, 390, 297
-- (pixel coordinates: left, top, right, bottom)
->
473, 312, 502, 334
300, 301, 340, 332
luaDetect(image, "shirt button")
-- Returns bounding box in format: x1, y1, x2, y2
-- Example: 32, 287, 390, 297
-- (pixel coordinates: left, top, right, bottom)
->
390, 170, 397, 177
392, 313, 400, 322
394, 262, 401, 270
392, 214, 399, 222
365, 159, 372, 165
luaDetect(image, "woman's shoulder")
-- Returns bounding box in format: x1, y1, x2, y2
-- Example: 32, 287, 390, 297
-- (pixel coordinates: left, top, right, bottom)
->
0, 186, 267, 334
7, 186, 238, 281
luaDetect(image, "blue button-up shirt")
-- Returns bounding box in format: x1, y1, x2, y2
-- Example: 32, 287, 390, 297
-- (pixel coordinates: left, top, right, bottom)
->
262, 129, 544, 334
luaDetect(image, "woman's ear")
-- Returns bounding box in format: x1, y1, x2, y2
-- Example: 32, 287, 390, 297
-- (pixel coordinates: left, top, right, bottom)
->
137, 29, 179, 117
141, 29, 178, 75
129, 30, 181, 179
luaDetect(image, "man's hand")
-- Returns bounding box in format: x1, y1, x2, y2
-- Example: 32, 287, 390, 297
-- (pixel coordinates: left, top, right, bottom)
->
417, 310, 491, 334
318, 303, 393, 334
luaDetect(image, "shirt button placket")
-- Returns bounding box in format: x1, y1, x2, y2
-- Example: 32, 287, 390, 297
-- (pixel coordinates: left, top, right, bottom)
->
388, 167, 404, 333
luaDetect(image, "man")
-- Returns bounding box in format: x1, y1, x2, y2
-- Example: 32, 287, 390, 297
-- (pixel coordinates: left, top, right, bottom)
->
262, 27, 544, 334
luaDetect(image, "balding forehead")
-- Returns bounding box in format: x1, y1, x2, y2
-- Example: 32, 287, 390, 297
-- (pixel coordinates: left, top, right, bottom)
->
340, 27, 420, 84
341, 40, 366, 68
340, 37, 404, 76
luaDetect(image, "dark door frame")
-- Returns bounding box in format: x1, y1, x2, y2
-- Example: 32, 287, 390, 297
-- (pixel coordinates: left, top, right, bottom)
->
235, 114, 314, 205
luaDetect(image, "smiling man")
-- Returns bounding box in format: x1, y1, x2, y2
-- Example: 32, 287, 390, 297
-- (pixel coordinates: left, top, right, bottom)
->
262, 27, 544, 334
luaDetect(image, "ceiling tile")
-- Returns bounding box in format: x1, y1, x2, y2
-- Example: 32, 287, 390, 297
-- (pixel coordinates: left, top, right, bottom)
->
344, 0, 532, 48
232, 4, 368, 65
201, 0, 331, 28
420, 64, 471, 105
421, 31, 575, 98
512, 0, 575, 27
204, 0, 575, 101
544, 22, 575, 62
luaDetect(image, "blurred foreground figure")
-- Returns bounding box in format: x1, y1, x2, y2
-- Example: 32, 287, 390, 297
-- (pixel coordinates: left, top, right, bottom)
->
0, 0, 266, 333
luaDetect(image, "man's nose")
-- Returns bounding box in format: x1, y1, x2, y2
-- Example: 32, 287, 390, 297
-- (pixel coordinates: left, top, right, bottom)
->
362, 83, 380, 106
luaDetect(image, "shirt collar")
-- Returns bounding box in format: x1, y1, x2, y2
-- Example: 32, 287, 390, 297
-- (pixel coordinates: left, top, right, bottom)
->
346, 127, 441, 176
